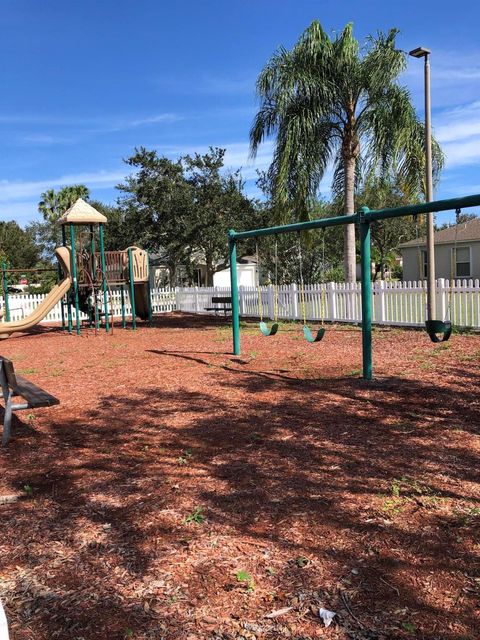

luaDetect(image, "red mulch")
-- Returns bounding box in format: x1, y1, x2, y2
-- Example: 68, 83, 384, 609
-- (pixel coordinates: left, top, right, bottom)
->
0, 313, 479, 640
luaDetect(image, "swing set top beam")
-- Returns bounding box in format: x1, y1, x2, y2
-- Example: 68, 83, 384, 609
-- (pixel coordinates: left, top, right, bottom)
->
228, 193, 480, 241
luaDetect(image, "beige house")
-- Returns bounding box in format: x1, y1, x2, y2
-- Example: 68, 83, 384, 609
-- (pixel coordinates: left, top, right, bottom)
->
399, 218, 480, 281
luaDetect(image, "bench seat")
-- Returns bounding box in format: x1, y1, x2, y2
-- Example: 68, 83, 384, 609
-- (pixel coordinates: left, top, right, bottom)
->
205, 296, 232, 316
13, 375, 60, 407
1, 358, 60, 445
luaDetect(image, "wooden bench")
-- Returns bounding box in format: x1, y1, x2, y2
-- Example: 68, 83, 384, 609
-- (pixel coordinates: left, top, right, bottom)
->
0, 357, 59, 446
204, 296, 232, 316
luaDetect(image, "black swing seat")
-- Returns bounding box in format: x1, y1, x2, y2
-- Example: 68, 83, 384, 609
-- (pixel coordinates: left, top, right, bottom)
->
259, 321, 279, 336
425, 319, 452, 344
303, 324, 325, 343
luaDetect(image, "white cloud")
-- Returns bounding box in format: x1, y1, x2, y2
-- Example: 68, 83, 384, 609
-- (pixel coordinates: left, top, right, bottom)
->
18, 134, 76, 146
432, 100, 480, 168
442, 137, 480, 168
0, 200, 39, 224
129, 113, 183, 127
403, 49, 480, 109
0, 170, 125, 202
0, 112, 184, 136
435, 101, 480, 143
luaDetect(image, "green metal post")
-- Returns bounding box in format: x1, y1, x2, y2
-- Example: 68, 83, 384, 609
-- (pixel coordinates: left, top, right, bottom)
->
69, 224, 81, 335
120, 285, 126, 328
58, 258, 66, 330
99, 224, 110, 332
90, 224, 99, 330
228, 232, 240, 355
2, 262, 10, 322
147, 279, 153, 325
146, 251, 153, 325
62, 225, 73, 334
360, 208, 373, 380
127, 248, 137, 330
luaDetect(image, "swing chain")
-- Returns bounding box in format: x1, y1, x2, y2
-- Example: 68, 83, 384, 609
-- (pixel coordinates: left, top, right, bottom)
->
297, 235, 307, 325
448, 208, 462, 319
255, 242, 263, 322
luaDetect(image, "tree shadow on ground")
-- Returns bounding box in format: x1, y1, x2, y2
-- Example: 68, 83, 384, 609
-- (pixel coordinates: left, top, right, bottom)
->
1, 346, 479, 639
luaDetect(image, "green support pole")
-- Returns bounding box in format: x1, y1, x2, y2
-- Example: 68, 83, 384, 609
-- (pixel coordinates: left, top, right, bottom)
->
69, 224, 81, 336
146, 252, 153, 325
120, 285, 126, 329
360, 208, 373, 381
62, 225, 73, 334
90, 224, 99, 330
58, 258, 66, 330
228, 232, 240, 355
127, 248, 137, 330
147, 279, 153, 325
99, 224, 110, 332
2, 262, 10, 322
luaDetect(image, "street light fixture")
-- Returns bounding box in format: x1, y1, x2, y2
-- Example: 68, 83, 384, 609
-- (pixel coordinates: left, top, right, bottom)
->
409, 46, 436, 321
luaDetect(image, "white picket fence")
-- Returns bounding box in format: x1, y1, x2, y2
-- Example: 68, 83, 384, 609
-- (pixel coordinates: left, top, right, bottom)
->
2, 288, 177, 325
2, 279, 480, 328
176, 279, 480, 329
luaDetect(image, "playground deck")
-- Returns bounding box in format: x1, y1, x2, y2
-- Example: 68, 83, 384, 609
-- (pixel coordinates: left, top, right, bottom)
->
0, 314, 479, 639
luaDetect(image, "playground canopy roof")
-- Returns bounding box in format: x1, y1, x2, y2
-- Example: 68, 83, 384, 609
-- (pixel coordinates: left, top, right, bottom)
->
58, 198, 107, 225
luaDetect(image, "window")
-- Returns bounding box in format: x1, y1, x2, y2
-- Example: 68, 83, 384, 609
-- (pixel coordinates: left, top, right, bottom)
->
454, 246, 471, 278
421, 250, 428, 279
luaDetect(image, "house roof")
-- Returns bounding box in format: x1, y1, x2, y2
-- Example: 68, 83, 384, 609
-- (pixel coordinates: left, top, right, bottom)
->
399, 217, 480, 248
58, 198, 108, 225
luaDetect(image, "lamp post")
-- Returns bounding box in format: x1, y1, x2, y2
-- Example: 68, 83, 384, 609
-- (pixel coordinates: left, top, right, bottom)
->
409, 46, 435, 321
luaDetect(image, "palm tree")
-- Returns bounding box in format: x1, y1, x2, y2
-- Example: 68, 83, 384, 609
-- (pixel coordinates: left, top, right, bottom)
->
38, 184, 90, 223
250, 21, 443, 281
38, 188, 60, 224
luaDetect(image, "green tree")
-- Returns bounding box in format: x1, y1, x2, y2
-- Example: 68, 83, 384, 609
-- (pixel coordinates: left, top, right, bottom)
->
183, 147, 255, 285
250, 21, 443, 282
118, 147, 255, 285
0, 221, 38, 269
117, 148, 193, 284
0, 221, 40, 294
88, 200, 128, 251
355, 177, 422, 279
254, 171, 344, 285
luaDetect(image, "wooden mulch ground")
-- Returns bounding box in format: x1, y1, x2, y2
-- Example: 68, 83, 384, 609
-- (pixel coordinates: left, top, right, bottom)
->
0, 313, 478, 640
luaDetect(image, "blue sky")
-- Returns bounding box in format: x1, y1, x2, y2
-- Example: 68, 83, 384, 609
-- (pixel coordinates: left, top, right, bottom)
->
1, 0, 479, 228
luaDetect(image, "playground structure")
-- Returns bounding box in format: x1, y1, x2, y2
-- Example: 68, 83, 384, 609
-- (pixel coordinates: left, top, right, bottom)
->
0, 199, 152, 338
228, 192, 480, 380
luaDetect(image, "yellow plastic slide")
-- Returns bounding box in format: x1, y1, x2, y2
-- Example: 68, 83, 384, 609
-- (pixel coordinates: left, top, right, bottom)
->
0, 247, 72, 338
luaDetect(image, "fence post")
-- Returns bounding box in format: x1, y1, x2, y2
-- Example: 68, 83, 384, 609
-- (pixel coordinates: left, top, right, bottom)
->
194, 286, 199, 313
291, 283, 298, 320
379, 280, 385, 323
438, 278, 446, 321
328, 282, 336, 322
344, 283, 351, 320
239, 285, 245, 316
2, 262, 10, 322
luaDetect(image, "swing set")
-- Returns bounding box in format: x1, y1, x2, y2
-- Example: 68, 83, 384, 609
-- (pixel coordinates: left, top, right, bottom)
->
228, 192, 480, 380
255, 234, 326, 342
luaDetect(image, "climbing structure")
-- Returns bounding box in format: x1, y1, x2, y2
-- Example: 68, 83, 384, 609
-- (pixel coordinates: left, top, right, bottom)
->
59, 199, 153, 335
0, 199, 151, 338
